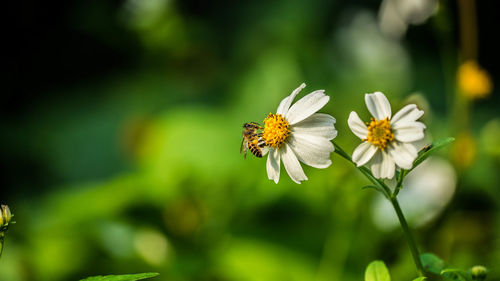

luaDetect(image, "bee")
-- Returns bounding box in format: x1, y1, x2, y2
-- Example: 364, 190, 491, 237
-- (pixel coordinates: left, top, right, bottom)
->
240, 122, 266, 158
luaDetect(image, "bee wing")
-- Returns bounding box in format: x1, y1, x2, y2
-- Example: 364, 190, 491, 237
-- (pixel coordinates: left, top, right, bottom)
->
240, 136, 248, 159
240, 135, 245, 153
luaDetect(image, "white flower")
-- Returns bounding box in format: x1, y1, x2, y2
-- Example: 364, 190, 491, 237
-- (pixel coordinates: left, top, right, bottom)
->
348, 92, 425, 179
264, 83, 337, 184
379, 0, 438, 39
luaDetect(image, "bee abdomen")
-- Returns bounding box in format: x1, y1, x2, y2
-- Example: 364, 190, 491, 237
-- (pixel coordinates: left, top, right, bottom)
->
257, 138, 266, 148
249, 143, 263, 158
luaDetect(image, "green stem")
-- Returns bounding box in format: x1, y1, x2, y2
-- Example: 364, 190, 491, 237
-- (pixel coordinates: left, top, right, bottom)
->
393, 170, 407, 198
390, 197, 425, 276
333, 142, 425, 276
0, 231, 4, 258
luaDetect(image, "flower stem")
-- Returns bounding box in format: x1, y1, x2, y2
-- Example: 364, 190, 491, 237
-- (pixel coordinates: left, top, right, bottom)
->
333, 142, 425, 276
0, 231, 4, 258
390, 196, 425, 276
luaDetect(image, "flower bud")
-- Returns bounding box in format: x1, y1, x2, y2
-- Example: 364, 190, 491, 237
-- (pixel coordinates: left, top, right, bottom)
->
470, 265, 488, 281
0, 205, 12, 227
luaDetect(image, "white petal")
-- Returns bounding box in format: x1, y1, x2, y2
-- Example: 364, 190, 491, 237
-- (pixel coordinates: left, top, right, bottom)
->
365, 92, 391, 120
291, 133, 334, 152
348, 111, 368, 139
352, 142, 378, 167
276, 83, 306, 115
261, 146, 269, 156
286, 90, 330, 125
266, 148, 280, 183
370, 150, 395, 179
381, 152, 395, 179
391, 104, 424, 125
392, 121, 426, 142
369, 151, 382, 178
387, 142, 418, 170
287, 134, 333, 168
281, 144, 308, 184
291, 113, 337, 140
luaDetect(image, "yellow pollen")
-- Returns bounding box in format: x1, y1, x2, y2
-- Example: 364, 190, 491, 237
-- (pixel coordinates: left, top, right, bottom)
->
364, 117, 394, 150
262, 113, 290, 149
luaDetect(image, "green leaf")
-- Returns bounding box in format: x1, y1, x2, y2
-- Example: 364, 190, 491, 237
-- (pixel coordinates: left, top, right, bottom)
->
412, 277, 427, 281
80, 273, 159, 281
420, 253, 445, 274
362, 185, 385, 193
362, 185, 391, 199
441, 269, 472, 281
365, 260, 391, 281
411, 137, 455, 171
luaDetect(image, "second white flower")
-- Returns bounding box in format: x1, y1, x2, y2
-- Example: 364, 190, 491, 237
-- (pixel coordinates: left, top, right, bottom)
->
347, 92, 426, 179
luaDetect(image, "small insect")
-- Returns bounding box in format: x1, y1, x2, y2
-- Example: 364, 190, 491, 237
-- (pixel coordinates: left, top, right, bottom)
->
241, 122, 266, 158
421, 144, 432, 152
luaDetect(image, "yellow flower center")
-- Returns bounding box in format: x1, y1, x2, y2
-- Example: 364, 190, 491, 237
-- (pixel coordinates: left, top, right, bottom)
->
262, 113, 290, 149
364, 117, 394, 150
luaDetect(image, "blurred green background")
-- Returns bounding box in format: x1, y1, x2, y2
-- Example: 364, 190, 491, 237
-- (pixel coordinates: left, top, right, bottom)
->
1, 0, 499, 280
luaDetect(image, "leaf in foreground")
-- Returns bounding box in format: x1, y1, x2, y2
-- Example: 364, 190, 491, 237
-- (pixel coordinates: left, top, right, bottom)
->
365, 260, 391, 281
80, 272, 159, 281
420, 253, 445, 274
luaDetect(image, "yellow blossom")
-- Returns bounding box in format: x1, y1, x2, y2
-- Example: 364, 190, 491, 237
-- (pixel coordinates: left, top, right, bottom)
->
458, 60, 493, 99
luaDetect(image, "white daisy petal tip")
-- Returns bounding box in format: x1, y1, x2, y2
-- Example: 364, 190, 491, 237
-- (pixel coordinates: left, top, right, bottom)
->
293, 83, 307, 97
276, 83, 308, 115
348, 111, 369, 140
286, 89, 330, 125
266, 149, 281, 183
365, 91, 391, 120
281, 144, 309, 184
391, 103, 425, 125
